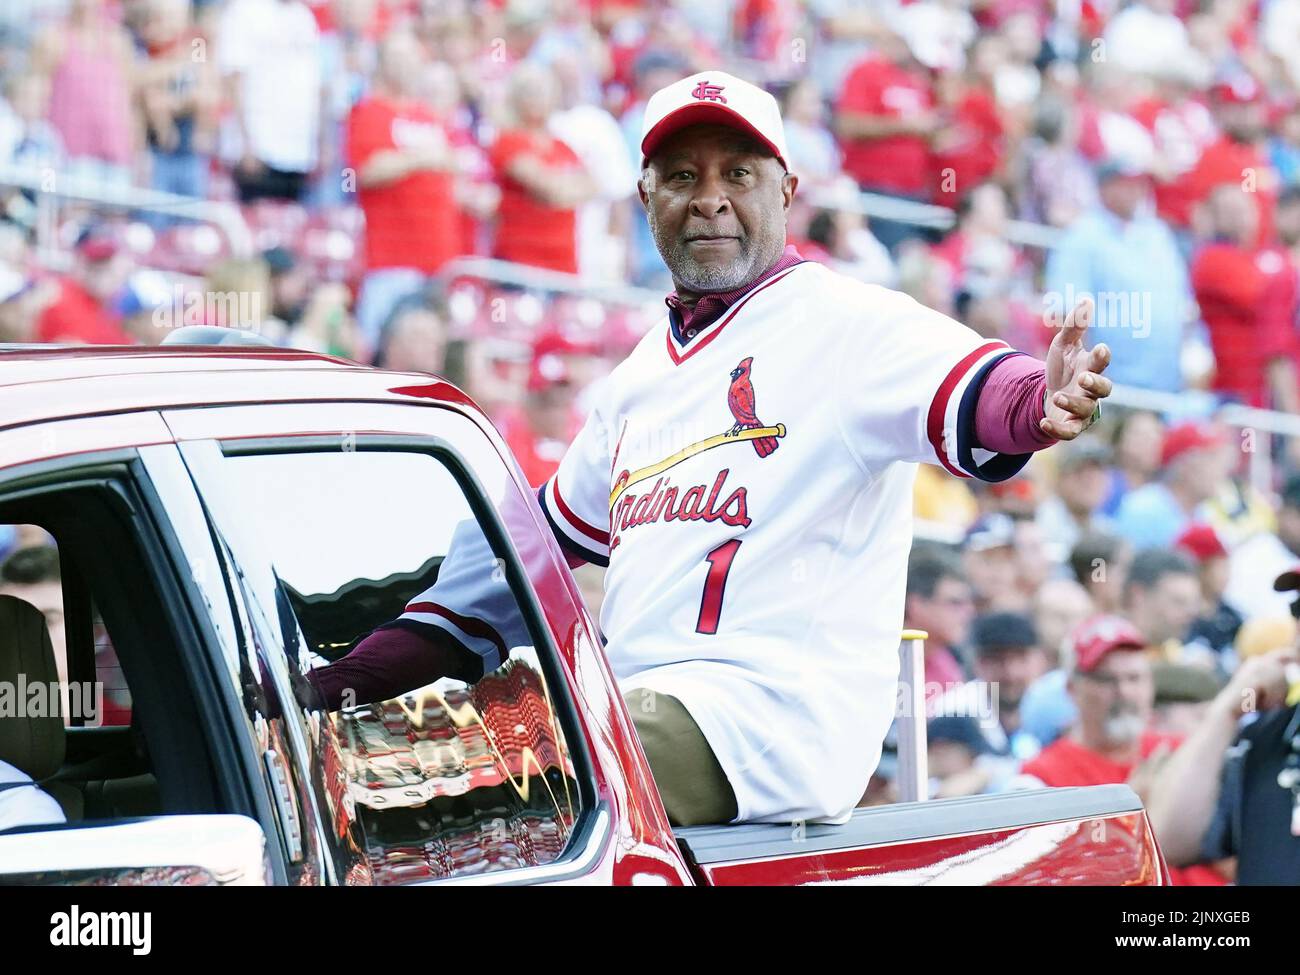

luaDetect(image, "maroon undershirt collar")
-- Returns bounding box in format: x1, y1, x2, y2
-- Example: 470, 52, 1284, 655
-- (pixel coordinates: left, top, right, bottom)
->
666, 244, 805, 342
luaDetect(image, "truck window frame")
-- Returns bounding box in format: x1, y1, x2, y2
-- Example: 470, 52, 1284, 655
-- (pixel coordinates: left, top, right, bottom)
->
200, 433, 609, 885
0, 450, 265, 843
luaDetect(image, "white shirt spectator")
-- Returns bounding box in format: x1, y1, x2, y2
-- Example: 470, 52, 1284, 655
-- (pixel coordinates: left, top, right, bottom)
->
1225, 530, 1300, 621
0, 758, 64, 833
217, 0, 322, 173
550, 104, 637, 281
1103, 1, 1193, 77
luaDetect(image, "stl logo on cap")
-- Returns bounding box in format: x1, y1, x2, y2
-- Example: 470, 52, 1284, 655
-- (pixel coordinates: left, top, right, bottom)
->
640, 70, 789, 170
690, 80, 727, 103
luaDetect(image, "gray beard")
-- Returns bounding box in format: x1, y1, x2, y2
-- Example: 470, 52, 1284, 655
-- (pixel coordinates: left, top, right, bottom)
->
1102, 709, 1145, 746
647, 208, 774, 294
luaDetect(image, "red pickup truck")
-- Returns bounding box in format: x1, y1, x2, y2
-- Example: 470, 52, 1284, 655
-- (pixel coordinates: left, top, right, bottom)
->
0, 345, 1167, 885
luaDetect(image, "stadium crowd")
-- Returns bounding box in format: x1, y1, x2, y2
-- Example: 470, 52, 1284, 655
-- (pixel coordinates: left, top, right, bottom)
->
2, 0, 1300, 882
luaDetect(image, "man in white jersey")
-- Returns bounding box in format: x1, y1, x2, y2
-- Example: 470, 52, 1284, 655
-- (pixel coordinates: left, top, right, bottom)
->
310, 71, 1113, 826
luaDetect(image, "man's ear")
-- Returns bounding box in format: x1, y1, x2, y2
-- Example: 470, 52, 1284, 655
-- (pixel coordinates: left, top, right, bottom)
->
782, 171, 799, 212
637, 170, 652, 212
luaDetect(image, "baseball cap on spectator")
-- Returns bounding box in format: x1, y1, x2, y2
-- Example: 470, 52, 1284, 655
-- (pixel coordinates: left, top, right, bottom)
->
1159, 421, 1222, 466
534, 327, 600, 359
1272, 563, 1300, 619
970, 612, 1038, 657
964, 512, 1016, 553
1211, 73, 1264, 105
1152, 661, 1223, 704
1069, 614, 1147, 674
527, 352, 572, 393
640, 70, 789, 170
75, 225, 121, 263
1056, 437, 1112, 471
1173, 523, 1227, 563
262, 246, 296, 276
927, 716, 992, 757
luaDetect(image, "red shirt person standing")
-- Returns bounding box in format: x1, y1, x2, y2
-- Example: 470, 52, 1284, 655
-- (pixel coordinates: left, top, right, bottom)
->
489, 63, 595, 275
834, 28, 937, 199
1190, 184, 1300, 411
347, 31, 462, 347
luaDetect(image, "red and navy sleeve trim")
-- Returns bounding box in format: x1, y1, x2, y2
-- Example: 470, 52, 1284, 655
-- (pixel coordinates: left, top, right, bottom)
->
926, 341, 1032, 482
537, 482, 610, 567
955, 352, 1034, 483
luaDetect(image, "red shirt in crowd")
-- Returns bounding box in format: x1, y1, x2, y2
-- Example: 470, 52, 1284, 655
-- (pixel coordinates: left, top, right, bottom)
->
836, 55, 934, 197
489, 129, 583, 274
347, 95, 462, 275
1182, 137, 1278, 245
36, 279, 132, 345
930, 87, 1003, 208
1021, 731, 1226, 886
1191, 241, 1298, 407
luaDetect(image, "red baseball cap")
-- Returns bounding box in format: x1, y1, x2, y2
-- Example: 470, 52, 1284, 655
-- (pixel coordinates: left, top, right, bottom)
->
1070, 615, 1148, 674
1211, 74, 1264, 106
1159, 421, 1222, 466
1174, 522, 1228, 563
640, 70, 789, 170
527, 352, 572, 393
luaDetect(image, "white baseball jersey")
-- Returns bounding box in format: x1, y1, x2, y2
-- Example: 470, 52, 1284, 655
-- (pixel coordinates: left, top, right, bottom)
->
530, 258, 1031, 823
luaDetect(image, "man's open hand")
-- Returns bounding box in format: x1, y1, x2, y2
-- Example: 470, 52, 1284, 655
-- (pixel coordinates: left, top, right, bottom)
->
1041, 298, 1113, 441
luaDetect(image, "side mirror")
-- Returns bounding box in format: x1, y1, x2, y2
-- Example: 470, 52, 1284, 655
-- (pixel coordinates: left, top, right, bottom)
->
0, 815, 270, 886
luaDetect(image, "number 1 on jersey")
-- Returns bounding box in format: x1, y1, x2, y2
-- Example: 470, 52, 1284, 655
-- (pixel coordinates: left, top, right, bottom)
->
696, 539, 742, 635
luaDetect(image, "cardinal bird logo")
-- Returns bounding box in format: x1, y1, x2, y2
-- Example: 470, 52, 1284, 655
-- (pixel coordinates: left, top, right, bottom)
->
727, 357, 780, 457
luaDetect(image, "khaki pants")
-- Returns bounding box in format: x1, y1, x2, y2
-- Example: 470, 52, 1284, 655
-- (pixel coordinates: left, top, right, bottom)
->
623, 690, 738, 827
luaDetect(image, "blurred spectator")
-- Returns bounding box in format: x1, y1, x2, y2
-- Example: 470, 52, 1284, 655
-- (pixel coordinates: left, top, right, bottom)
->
31, 0, 135, 188
1103, 0, 1193, 78
373, 293, 447, 374
1014, 613, 1226, 884
1191, 183, 1300, 411
1035, 439, 1114, 564
962, 512, 1025, 613
489, 62, 595, 274
1114, 421, 1227, 549
498, 348, 581, 488
217, 0, 323, 202
1100, 409, 1165, 517
1124, 547, 1203, 662
138, 0, 218, 201
802, 176, 896, 286
1225, 473, 1300, 620
1183, 75, 1277, 247
781, 77, 840, 188
933, 611, 1048, 765
1045, 157, 1193, 393
315, 0, 379, 207
1069, 530, 1133, 616
1147, 645, 1298, 885
548, 50, 637, 282
1032, 577, 1094, 668
0, 70, 63, 171
347, 30, 462, 347
1175, 522, 1242, 659
35, 227, 134, 344
903, 546, 975, 702
930, 56, 1003, 210
834, 21, 938, 245
925, 715, 994, 798
1018, 93, 1096, 228
1150, 660, 1224, 738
